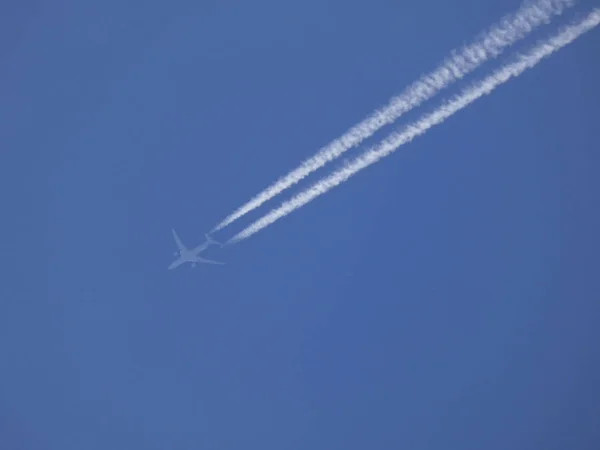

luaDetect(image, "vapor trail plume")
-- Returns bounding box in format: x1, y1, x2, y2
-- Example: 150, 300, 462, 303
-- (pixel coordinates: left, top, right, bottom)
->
229, 9, 600, 243
213, 0, 574, 232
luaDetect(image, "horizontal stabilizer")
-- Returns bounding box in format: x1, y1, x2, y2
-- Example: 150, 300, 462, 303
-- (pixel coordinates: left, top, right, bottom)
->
205, 233, 222, 247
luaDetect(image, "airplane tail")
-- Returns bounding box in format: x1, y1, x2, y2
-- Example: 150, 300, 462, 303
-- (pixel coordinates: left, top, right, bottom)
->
205, 233, 222, 247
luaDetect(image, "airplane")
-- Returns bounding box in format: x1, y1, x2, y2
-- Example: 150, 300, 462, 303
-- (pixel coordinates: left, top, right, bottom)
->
168, 229, 224, 270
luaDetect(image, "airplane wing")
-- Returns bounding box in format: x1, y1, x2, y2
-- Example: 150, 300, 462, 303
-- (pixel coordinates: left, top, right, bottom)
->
195, 256, 225, 265
172, 229, 186, 252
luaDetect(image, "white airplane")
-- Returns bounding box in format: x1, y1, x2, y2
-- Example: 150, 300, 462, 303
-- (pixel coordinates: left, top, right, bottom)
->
168, 229, 224, 270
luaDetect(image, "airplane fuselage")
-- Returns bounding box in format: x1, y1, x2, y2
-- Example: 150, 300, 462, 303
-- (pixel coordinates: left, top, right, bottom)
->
169, 229, 224, 269
181, 251, 195, 262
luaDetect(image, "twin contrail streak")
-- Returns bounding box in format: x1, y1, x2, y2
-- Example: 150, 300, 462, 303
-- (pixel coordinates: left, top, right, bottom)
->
229, 9, 600, 243
213, 0, 574, 232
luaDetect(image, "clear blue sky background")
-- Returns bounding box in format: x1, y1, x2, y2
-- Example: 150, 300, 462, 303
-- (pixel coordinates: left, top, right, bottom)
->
2, 0, 599, 448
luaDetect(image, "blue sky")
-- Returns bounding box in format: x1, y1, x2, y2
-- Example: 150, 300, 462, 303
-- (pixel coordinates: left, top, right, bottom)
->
1, 0, 599, 449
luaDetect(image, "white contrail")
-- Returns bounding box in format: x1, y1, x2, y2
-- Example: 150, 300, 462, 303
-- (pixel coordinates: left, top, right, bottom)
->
229, 9, 600, 243
213, 0, 574, 232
